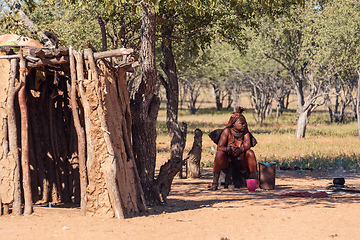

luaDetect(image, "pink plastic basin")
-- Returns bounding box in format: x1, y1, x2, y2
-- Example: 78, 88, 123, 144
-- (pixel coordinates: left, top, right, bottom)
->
246, 179, 257, 192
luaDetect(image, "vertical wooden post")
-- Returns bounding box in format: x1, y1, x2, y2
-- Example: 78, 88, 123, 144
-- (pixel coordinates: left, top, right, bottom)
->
69, 47, 87, 215
7, 58, 22, 215
18, 49, 33, 215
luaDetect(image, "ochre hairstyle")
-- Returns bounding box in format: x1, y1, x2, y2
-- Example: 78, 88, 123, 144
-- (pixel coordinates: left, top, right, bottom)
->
226, 106, 247, 128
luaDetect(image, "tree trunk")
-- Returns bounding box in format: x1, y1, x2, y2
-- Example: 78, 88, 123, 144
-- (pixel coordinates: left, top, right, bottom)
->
276, 102, 280, 123
232, 87, 241, 112
325, 94, 334, 123
98, 17, 107, 51
295, 108, 310, 138
294, 75, 325, 138
212, 83, 222, 111
227, 92, 233, 109
130, 2, 161, 205
18, 51, 33, 215
186, 129, 202, 178
10, 0, 55, 47
292, 72, 305, 121
159, 17, 187, 183
188, 82, 201, 114
290, 70, 309, 138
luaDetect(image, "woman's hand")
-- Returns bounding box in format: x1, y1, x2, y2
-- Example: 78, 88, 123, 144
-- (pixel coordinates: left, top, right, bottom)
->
232, 146, 244, 156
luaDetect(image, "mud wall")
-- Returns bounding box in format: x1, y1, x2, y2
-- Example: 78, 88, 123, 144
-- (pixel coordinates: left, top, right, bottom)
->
84, 61, 143, 217
0, 59, 14, 206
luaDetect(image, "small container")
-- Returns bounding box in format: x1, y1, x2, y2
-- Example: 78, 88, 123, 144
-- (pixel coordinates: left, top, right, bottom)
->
333, 178, 345, 185
246, 179, 257, 192
259, 162, 276, 190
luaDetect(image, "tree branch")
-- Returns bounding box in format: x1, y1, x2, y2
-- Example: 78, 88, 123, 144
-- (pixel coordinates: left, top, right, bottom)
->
10, 0, 55, 47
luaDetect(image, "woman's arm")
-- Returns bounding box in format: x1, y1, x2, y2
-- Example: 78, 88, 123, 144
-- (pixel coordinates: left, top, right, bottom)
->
217, 128, 230, 152
242, 132, 251, 151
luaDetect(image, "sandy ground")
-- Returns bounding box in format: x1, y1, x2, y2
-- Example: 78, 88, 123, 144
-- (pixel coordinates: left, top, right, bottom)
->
1, 169, 359, 240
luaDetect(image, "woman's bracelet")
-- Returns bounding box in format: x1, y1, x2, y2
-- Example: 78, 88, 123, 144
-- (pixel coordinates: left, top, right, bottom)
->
226, 146, 232, 152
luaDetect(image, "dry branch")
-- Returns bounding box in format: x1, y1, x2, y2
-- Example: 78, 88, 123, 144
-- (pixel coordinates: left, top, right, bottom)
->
10, 0, 55, 47
90, 48, 133, 60
27, 56, 69, 68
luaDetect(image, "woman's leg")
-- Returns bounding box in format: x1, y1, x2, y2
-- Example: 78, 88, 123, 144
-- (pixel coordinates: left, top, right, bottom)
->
245, 149, 258, 180
210, 151, 230, 190
213, 151, 230, 172
245, 149, 257, 172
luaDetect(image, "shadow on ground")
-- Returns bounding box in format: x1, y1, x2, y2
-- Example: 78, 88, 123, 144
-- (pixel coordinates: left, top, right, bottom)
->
147, 168, 360, 216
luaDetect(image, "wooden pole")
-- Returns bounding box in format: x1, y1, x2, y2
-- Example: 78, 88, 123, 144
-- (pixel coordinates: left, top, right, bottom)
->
27, 56, 69, 68
74, 51, 94, 179
91, 48, 133, 60
7, 59, 22, 215
69, 47, 87, 215
18, 49, 33, 215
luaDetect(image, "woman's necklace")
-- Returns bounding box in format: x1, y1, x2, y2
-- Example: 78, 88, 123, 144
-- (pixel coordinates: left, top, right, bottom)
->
230, 128, 244, 141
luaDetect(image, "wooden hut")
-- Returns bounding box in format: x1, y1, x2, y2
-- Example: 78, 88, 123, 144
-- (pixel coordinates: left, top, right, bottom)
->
0, 34, 146, 218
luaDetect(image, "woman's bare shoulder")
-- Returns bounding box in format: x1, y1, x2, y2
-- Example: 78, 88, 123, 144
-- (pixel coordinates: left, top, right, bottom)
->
221, 128, 231, 135
223, 128, 230, 133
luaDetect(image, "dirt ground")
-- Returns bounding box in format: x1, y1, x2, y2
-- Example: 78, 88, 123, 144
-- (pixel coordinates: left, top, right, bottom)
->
1, 168, 359, 240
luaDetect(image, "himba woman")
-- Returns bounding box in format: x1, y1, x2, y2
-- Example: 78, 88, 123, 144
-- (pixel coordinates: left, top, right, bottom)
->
210, 106, 258, 190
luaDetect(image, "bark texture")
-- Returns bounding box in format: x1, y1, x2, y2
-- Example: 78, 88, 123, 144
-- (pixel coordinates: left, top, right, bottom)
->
185, 129, 203, 178
154, 8, 188, 203
83, 49, 146, 217
130, 2, 161, 205
18, 51, 33, 215
69, 47, 87, 215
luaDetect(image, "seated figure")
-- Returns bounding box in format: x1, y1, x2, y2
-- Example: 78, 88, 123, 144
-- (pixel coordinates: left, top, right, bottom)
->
210, 106, 258, 190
